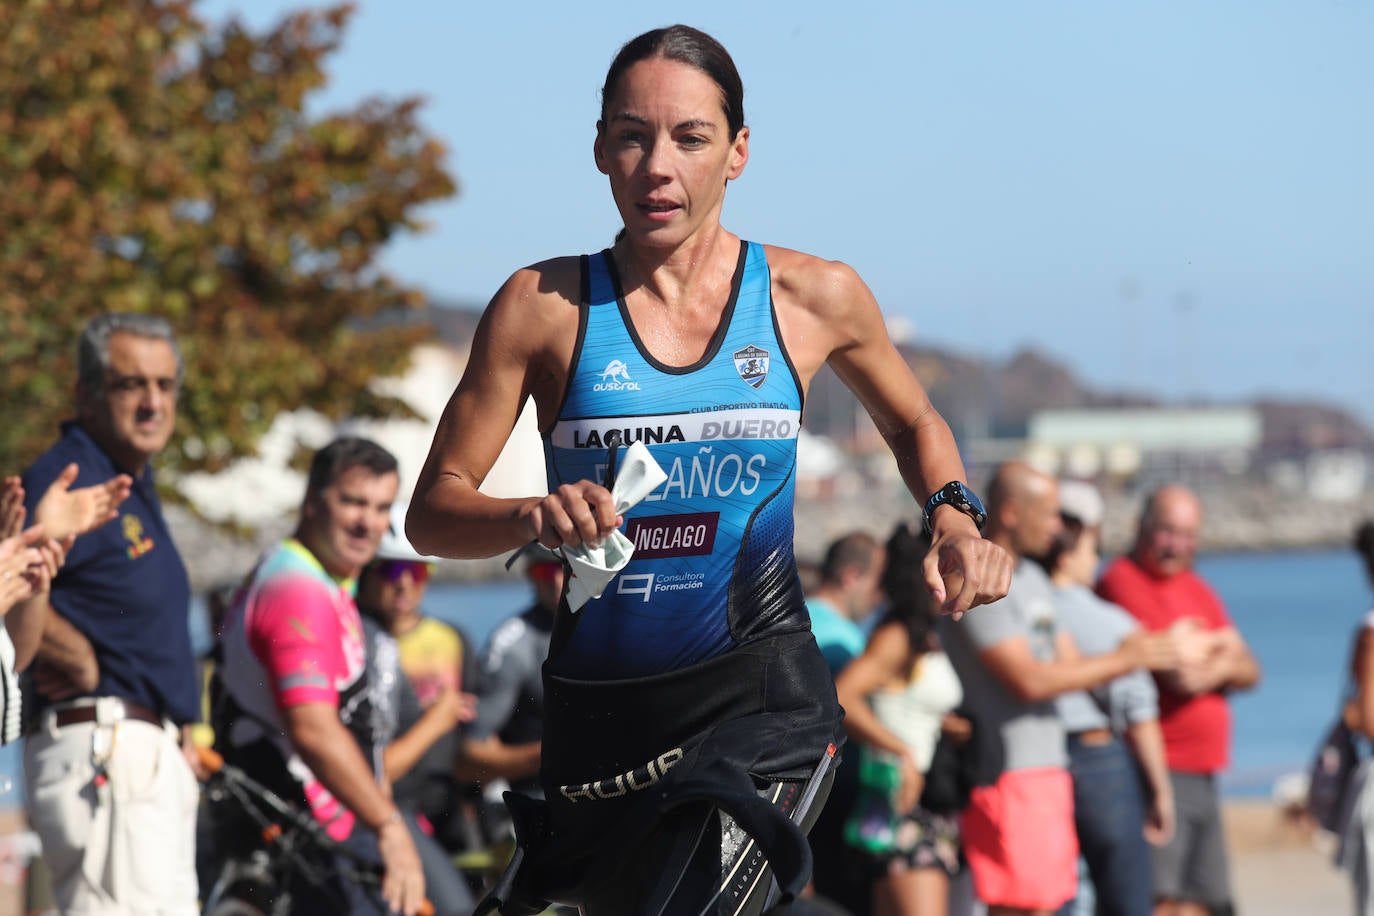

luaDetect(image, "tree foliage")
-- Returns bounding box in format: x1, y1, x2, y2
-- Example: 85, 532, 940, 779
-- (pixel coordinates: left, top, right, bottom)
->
0, 0, 457, 477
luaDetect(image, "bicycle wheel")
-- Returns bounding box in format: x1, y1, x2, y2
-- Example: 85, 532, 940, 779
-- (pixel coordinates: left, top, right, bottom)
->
201, 856, 283, 916
203, 901, 268, 916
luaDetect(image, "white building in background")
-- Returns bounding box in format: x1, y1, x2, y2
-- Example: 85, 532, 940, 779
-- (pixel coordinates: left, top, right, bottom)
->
1024, 407, 1263, 483
347, 343, 545, 503
1269, 449, 1368, 502
179, 341, 546, 528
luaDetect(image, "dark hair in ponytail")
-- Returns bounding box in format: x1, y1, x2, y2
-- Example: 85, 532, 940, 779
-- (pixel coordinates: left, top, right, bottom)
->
879, 522, 938, 654
600, 25, 746, 138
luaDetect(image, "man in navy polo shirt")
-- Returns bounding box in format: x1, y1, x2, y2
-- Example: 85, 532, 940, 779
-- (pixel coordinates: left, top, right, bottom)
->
23, 313, 202, 915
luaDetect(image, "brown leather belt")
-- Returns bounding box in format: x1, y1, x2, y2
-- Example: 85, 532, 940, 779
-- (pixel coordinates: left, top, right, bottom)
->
1069, 727, 1114, 746
42, 700, 164, 731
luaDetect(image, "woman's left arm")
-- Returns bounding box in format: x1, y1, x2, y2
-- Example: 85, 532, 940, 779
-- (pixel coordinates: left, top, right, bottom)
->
775, 253, 1011, 616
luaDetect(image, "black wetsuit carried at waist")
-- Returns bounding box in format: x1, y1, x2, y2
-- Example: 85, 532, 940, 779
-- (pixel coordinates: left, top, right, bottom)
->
477, 629, 843, 915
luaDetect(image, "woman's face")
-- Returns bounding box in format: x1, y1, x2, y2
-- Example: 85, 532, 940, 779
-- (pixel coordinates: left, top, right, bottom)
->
1061, 526, 1101, 586
594, 57, 749, 249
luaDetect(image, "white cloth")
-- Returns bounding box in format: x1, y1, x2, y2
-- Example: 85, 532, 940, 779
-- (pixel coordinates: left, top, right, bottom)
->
0, 627, 19, 746
561, 442, 667, 612
24, 700, 199, 915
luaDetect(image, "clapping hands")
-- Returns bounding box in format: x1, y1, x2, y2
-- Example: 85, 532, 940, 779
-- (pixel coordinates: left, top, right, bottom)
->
34, 464, 132, 542
0, 464, 130, 617
0, 525, 48, 612
1, 477, 24, 540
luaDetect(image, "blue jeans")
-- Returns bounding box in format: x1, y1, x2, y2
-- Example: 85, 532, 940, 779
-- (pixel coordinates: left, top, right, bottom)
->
1058, 734, 1152, 916
405, 810, 475, 916
271, 826, 391, 916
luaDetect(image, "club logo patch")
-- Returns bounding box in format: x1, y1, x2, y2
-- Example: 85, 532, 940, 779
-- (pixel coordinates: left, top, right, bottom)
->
733, 345, 769, 389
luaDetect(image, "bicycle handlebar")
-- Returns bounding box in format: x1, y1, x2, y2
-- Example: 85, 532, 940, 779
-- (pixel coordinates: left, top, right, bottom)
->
197, 744, 227, 774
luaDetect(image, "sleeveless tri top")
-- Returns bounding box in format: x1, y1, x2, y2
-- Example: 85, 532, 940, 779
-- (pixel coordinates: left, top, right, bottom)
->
544, 240, 809, 679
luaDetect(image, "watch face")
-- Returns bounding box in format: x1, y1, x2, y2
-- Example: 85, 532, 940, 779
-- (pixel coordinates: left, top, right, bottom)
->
959, 485, 986, 518
924, 481, 986, 533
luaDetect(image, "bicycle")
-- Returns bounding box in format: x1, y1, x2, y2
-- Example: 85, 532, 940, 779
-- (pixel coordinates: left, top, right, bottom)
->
197, 746, 434, 916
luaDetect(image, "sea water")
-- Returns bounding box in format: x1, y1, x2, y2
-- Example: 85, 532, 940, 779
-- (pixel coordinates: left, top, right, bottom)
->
0, 547, 1365, 802
1202, 547, 1369, 796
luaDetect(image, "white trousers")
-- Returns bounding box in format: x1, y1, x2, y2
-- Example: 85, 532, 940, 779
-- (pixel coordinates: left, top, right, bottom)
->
24, 700, 198, 915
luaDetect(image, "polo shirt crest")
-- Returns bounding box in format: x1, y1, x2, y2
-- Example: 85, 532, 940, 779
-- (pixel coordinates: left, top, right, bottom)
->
122, 513, 156, 559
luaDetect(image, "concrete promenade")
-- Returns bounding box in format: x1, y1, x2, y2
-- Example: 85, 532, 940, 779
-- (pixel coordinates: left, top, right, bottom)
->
0, 800, 1353, 914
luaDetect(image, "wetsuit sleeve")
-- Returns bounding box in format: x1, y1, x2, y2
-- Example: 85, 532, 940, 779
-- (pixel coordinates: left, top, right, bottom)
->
245, 574, 345, 710
468, 620, 533, 741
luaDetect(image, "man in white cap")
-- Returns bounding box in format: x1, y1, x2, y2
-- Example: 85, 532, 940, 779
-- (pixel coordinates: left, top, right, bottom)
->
940, 462, 1178, 915
457, 544, 564, 802
1040, 480, 1173, 916
357, 502, 479, 916
358, 503, 478, 771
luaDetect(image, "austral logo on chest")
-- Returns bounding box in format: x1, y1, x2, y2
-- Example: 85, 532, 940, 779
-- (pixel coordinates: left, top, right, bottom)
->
573, 426, 686, 449
593, 359, 641, 392
733, 345, 769, 389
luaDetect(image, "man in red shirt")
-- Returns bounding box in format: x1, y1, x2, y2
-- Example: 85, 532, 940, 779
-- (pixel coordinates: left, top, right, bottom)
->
1097, 485, 1261, 916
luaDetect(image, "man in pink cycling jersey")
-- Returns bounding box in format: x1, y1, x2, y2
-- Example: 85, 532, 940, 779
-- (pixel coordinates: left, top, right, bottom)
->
214, 437, 425, 916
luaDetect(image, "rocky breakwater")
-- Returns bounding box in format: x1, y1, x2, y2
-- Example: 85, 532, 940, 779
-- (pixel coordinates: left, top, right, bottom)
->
750, 481, 1374, 566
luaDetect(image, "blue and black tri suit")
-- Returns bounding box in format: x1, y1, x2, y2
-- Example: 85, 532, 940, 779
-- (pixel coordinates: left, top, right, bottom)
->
478, 241, 845, 916
544, 238, 810, 680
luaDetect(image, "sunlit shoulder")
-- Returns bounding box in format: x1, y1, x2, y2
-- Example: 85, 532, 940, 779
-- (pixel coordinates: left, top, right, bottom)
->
762, 245, 871, 318
762, 244, 886, 370
483, 257, 582, 340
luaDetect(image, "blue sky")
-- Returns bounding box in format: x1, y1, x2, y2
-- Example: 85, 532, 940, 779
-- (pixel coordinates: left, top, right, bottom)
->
200, 1, 1374, 422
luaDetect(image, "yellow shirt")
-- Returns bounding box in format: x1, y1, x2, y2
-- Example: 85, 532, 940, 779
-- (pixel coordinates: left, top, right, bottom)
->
396, 616, 465, 706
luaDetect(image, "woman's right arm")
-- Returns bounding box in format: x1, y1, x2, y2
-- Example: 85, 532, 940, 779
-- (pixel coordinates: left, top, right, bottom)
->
1351, 627, 1374, 740
407, 262, 619, 559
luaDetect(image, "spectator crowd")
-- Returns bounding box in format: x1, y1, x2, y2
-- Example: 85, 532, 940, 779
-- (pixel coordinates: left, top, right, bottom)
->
7, 312, 1333, 916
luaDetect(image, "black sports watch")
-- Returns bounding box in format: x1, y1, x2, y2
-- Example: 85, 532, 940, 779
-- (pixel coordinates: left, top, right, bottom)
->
922, 481, 987, 535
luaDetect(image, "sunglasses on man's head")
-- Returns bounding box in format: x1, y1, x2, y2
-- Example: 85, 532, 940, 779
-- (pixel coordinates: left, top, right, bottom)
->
377, 560, 433, 584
